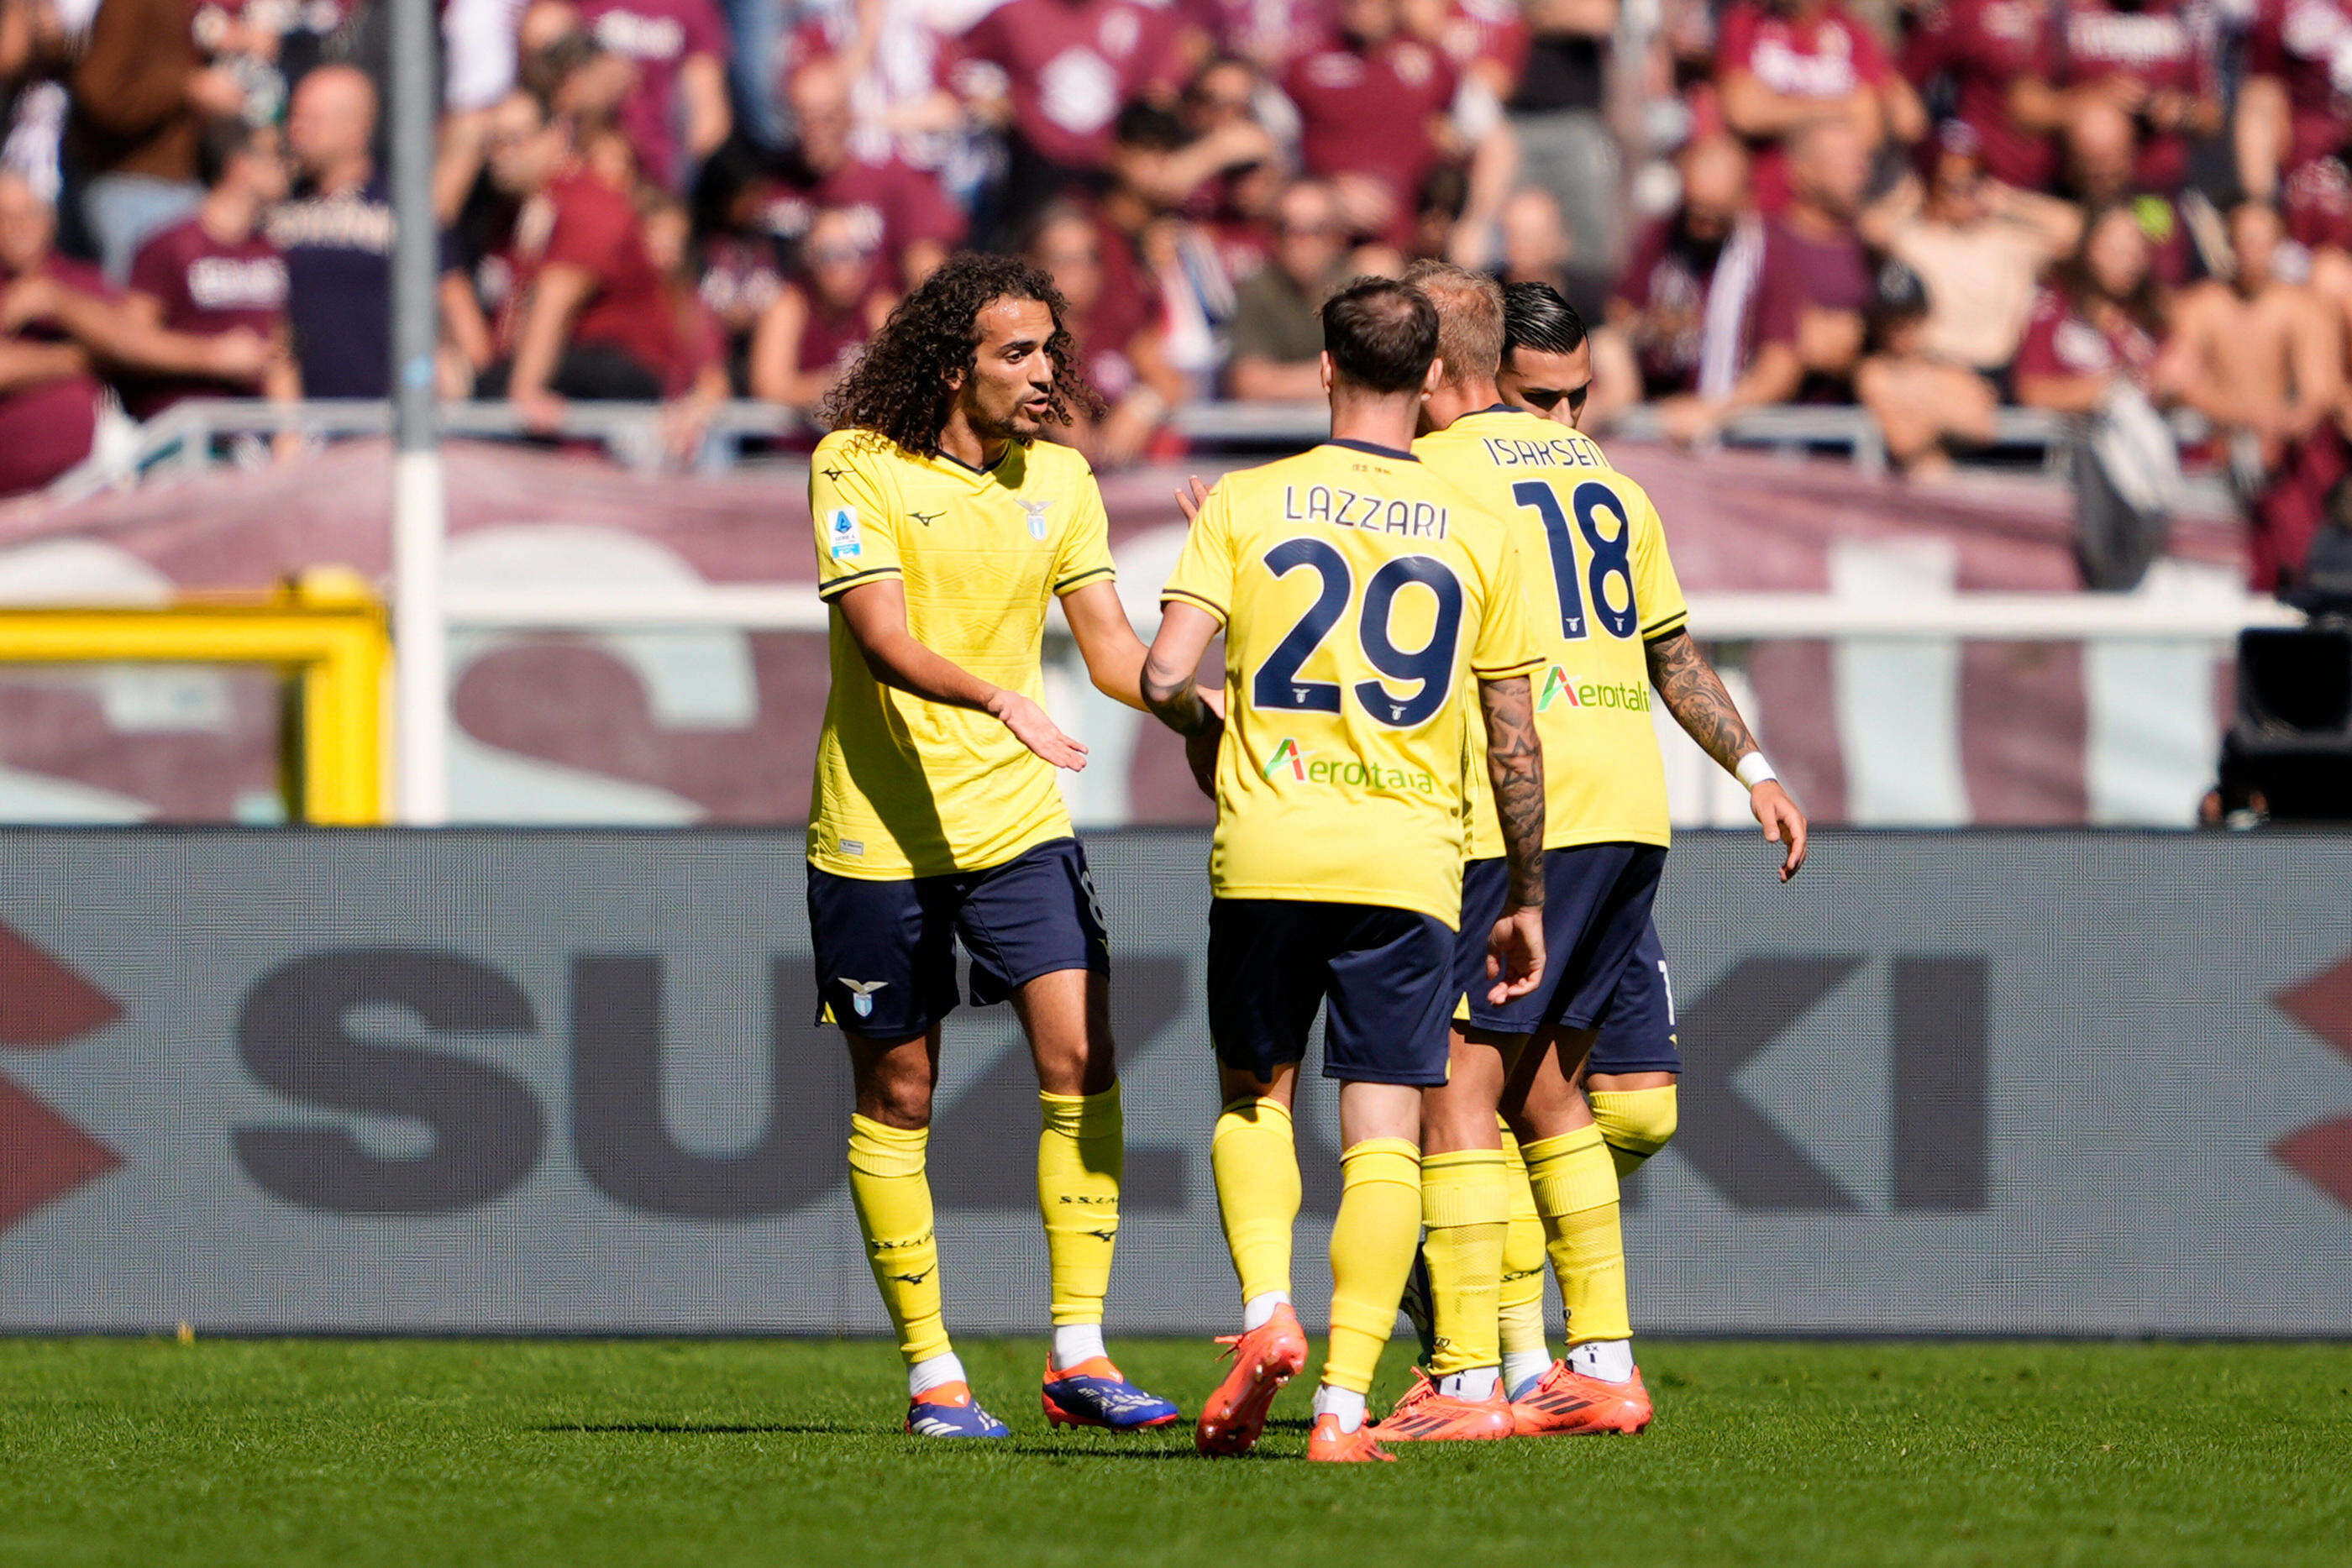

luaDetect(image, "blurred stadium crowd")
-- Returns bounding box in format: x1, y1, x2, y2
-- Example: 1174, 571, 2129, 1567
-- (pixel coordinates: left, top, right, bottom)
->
5, 0, 2352, 591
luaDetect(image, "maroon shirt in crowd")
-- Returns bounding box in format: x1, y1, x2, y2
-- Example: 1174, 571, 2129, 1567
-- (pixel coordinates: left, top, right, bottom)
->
2012, 283, 2160, 383
1716, 0, 1897, 212
2045, 0, 2218, 194
699, 232, 786, 333
1047, 205, 1165, 399
2286, 153, 2352, 248
503, 163, 688, 391
1433, 0, 1531, 87
793, 285, 887, 378
1746, 216, 1873, 397
1902, 0, 2056, 189
1615, 215, 1730, 395
947, 0, 1189, 172
757, 154, 966, 276
672, 285, 727, 385
1283, 34, 1460, 246
0, 257, 111, 496
579, 0, 729, 189
1175, 0, 1329, 71
121, 214, 287, 417
2247, 0, 2352, 161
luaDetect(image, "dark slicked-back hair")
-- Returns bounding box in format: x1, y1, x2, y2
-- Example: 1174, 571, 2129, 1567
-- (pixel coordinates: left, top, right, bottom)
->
820, 253, 1103, 454
1500, 281, 1588, 359
1401, 259, 1504, 384
1320, 275, 1439, 396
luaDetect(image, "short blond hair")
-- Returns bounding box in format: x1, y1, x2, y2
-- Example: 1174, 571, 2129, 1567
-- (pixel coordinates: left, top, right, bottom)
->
1400, 260, 1504, 384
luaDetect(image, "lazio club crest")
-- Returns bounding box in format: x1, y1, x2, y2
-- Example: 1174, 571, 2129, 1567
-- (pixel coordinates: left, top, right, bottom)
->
840, 978, 888, 1018
1021, 499, 1050, 540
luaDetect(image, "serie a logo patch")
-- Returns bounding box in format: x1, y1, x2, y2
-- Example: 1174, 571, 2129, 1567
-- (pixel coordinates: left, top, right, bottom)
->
829, 506, 862, 559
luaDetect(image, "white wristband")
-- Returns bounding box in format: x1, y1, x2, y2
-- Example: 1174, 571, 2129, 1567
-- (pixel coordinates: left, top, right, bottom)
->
1735, 752, 1777, 790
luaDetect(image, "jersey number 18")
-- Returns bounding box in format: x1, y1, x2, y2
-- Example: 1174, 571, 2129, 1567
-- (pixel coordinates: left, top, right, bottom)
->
1513, 479, 1637, 641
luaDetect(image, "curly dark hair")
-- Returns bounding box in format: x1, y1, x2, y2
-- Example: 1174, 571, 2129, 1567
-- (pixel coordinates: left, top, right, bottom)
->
817, 253, 1105, 454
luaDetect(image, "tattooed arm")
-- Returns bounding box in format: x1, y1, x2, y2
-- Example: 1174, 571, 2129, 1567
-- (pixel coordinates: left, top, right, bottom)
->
1646, 629, 1809, 880
1478, 673, 1548, 1002
1647, 628, 1760, 771
1479, 673, 1546, 905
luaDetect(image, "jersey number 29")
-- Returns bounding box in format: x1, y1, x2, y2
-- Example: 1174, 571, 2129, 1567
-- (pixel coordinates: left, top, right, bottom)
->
1249, 538, 1463, 727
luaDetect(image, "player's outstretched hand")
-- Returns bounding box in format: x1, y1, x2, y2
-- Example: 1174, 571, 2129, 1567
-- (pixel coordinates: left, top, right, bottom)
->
991, 691, 1089, 771
1753, 780, 1808, 881
1485, 905, 1546, 1004
1172, 475, 1210, 523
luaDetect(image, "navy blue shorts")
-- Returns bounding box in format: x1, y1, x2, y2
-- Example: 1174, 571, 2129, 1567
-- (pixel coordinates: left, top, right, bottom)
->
1207, 899, 1456, 1087
1586, 922, 1683, 1075
806, 836, 1108, 1040
1454, 843, 1666, 1036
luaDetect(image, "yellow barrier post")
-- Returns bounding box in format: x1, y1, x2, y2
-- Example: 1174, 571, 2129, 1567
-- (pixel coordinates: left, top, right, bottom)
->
0, 568, 391, 825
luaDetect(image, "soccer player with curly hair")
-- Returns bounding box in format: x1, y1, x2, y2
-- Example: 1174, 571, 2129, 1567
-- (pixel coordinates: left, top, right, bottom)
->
806, 253, 1193, 1439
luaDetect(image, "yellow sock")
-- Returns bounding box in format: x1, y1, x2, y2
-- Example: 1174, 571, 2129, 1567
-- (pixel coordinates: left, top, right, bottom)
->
1211, 1097, 1300, 1304
847, 1114, 951, 1365
1497, 1125, 1549, 1367
1322, 1138, 1422, 1395
1420, 1148, 1508, 1377
1590, 1086, 1679, 1178
1522, 1125, 1631, 1346
1037, 1087, 1122, 1329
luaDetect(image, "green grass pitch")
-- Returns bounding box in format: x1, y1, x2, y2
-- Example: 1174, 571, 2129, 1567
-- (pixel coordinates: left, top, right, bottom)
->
3, 1337, 2346, 1566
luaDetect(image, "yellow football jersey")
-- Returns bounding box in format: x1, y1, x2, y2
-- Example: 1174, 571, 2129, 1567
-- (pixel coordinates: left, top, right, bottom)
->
808, 428, 1116, 880
1413, 408, 1689, 856
1162, 439, 1543, 927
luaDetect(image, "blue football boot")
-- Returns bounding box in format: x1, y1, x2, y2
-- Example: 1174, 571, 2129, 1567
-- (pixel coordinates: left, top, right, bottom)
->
1040, 1357, 1182, 1430
904, 1382, 1011, 1438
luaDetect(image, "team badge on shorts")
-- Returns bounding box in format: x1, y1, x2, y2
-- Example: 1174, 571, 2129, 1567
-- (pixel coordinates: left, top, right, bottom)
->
841, 978, 888, 1017
1021, 499, 1049, 540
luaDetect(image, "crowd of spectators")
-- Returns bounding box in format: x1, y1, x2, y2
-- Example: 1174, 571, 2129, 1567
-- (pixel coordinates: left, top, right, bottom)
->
11, 0, 2352, 589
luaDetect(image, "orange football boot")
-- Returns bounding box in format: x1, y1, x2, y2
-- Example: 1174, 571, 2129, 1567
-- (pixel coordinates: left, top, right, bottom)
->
1306, 1411, 1395, 1461
1194, 1303, 1310, 1455
1509, 1361, 1652, 1436
1370, 1368, 1515, 1442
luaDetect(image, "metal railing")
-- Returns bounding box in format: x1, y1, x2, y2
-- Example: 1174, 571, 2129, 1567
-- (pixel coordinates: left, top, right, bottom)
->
56, 395, 2134, 485
437, 581, 2301, 640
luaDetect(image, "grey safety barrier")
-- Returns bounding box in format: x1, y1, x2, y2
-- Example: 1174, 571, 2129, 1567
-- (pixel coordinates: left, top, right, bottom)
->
1, 827, 2347, 1336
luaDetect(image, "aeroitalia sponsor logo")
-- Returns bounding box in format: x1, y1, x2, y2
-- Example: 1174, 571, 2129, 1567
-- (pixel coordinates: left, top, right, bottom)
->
1259, 737, 1437, 796
1537, 665, 1651, 713
1262, 737, 1310, 781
